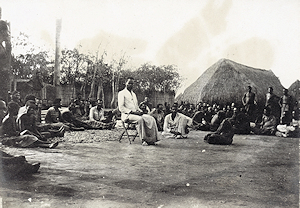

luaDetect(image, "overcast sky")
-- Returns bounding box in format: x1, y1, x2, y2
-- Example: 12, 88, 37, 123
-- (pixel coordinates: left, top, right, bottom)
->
2, 0, 300, 93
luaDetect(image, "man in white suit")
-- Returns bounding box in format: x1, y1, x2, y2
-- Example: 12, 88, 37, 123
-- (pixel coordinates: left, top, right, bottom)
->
118, 77, 159, 145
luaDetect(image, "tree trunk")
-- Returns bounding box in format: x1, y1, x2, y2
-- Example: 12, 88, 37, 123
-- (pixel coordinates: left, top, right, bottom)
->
115, 73, 120, 108
81, 82, 86, 99
110, 71, 115, 108
97, 77, 105, 108
89, 65, 97, 99
54, 19, 62, 99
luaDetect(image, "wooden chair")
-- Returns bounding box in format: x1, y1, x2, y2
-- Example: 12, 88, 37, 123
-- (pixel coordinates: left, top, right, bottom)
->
118, 120, 138, 144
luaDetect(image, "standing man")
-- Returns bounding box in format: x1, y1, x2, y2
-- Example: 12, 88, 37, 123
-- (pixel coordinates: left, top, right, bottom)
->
279, 88, 294, 124
118, 77, 159, 145
28, 70, 44, 99
242, 86, 256, 121
265, 87, 280, 123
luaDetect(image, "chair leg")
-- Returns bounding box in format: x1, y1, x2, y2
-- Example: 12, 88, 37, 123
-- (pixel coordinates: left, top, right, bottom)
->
121, 121, 132, 144
124, 129, 131, 144
131, 131, 138, 142
118, 131, 125, 142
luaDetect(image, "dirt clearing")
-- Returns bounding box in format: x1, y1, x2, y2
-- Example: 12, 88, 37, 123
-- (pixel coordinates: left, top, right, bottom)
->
0, 130, 299, 207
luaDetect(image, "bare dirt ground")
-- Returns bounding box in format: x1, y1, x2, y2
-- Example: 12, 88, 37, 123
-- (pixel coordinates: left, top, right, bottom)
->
0, 129, 299, 208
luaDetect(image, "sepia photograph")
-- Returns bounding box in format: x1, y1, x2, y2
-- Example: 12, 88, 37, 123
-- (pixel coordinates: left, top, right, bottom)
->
0, 0, 299, 207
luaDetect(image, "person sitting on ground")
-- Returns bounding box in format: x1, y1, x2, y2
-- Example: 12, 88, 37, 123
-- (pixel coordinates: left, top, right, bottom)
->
69, 99, 84, 119
8, 90, 23, 107
229, 108, 251, 134
204, 117, 234, 145
139, 102, 149, 114
86, 99, 115, 129
139, 96, 152, 114
0, 150, 40, 179
192, 106, 210, 131
276, 110, 300, 138
251, 107, 277, 135
149, 104, 165, 131
164, 102, 171, 115
210, 110, 226, 132
17, 105, 48, 140
17, 94, 36, 117
225, 104, 234, 118
1, 100, 58, 149
162, 103, 193, 139
45, 98, 74, 131
18, 105, 65, 139
61, 108, 92, 130
203, 106, 213, 127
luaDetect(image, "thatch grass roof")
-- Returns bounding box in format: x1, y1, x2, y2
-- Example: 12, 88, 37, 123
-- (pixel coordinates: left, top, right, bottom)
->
288, 79, 300, 102
176, 59, 284, 106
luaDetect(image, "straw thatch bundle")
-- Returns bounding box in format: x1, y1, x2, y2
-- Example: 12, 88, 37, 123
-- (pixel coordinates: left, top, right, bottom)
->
176, 59, 283, 106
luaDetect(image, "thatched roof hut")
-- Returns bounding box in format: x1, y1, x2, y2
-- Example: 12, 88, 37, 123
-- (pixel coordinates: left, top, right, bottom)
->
176, 59, 284, 106
288, 80, 300, 103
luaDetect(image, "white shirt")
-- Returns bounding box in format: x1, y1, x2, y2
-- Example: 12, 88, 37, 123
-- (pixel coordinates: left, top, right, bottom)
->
89, 106, 105, 121
118, 88, 141, 120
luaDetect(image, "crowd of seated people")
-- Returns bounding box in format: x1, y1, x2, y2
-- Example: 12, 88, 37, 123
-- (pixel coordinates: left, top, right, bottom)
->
178, 87, 299, 139
1, 94, 59, 149
1, 86, 298, 149
1, 85, 297, 180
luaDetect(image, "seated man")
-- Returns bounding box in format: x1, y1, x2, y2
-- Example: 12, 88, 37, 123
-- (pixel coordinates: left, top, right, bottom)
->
86, 99, 115, 129
210, 110, 226, 132
45, 98, 73, 131
251, 107, 277, 135
18, 106, 65, 139
162, 103, 192, 139
8, 90, 23, 107
204, 117, 234, 145
1, 101, 58, 149
0, 150, 40, 179
13, 94, 36, 123
118, 77, 159, 145
139, 102, 150, 114
150, 104, 165, 131
229, 108, 251, 134
275, 110, 299, 138
0, 99, 39, 178
192, 108, 210, 131
18, 105, 48, 140
139, 96, 152, 114
69, 99, 84, 119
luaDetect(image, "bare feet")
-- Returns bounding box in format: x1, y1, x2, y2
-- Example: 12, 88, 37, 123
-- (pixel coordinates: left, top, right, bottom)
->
49, 142, 59, 149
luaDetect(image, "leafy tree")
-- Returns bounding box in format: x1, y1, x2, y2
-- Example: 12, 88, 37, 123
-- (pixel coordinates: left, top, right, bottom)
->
60, 48, 91, 97
11, 32, 54, 84
129, 63, 182, 94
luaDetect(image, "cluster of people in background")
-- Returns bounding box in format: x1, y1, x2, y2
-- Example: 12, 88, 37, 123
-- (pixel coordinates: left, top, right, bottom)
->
0, 80, 299, 178
188, 86, 299, 140
127, 85, 299, 145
